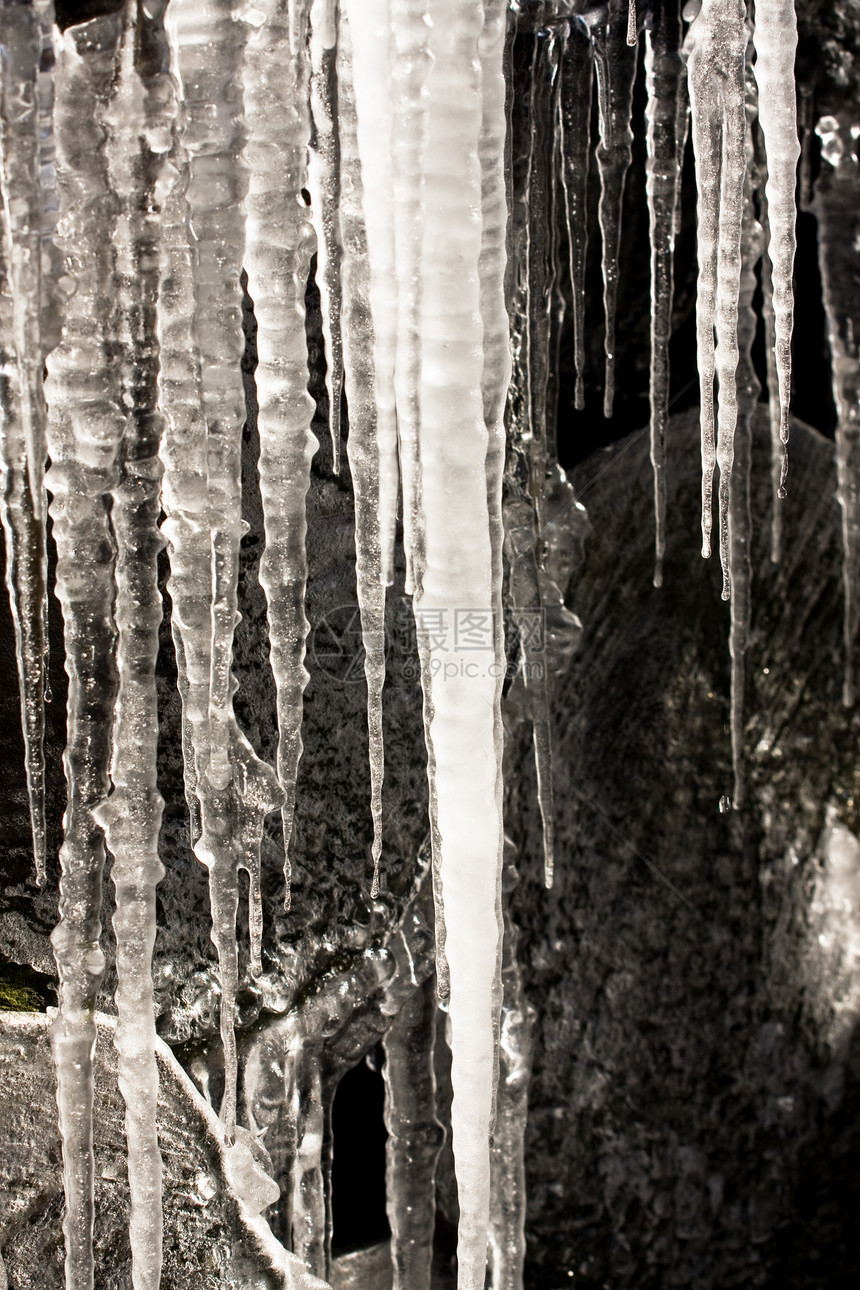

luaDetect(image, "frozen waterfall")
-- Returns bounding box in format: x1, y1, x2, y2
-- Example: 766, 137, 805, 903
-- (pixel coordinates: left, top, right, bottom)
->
0, 1, 821, 1288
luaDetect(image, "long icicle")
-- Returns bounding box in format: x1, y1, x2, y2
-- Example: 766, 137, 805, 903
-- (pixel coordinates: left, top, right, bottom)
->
90, 8, 174, 1288
337, 8, 388, 897
728, 53, 763, 812
686, 0, 747, 591
308, 0, 344, 475
165, 0, 283, 1142
752, 0, 800, 496
391, 0, 432, 598
415, 4, 505, 1286
589, 0, 637, 420
341, 0, 400, 589
44, 16, 126, 1287
645, 0, 686, 588
0, 0, 55, 884
755, 129, 785, 564
478, 0, 510, 898
814, 113, 860, 708
558, 18, 593, 413
242, 0, 317, 909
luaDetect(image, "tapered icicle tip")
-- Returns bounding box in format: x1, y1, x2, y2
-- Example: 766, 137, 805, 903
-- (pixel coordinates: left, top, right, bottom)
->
627, 0, 637, 47
575, 373, 585, 411
653, 557, 664, 590
843, 673, 855, 710
603, 368, 614, 419
370, 834, 382, 900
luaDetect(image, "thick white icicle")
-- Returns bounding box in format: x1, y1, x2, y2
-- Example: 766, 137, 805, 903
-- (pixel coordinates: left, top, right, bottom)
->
164, 0, 283, 1141
308, 0, 344, 475
589, 0, 637, 420
415, 4, 505, 1286
752, 0, 799, 494
686, 0, 747, 595
645, 0, 686, 588
341, 0, 399, 589
0, 0, 55, 884
391, 0, 433, 597
44, 17, 126, 1287
242, 0, 317, 908
337, 11, 387, 896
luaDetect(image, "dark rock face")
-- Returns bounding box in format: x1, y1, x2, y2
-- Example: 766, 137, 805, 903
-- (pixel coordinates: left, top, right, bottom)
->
515, 409, 860, 1289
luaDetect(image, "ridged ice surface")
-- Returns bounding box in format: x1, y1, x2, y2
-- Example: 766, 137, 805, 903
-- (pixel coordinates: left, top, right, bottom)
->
645, 0, 687, 587
0, 3, 809, 1289
0, 0, 56, 885
752, 0, 800, 496
686, 0, 747, 597
87, 9, 173, 1289
588, 0, 636, 421
241, 0, 317, 907
44, 16, 126, 1288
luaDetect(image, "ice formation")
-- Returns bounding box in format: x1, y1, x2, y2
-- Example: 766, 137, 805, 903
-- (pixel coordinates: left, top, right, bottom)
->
0, 1, 805, 1288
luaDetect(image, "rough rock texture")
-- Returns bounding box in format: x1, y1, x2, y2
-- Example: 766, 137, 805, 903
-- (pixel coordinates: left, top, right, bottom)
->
0, 1011, 327, 1290
513, 408, 860, 1289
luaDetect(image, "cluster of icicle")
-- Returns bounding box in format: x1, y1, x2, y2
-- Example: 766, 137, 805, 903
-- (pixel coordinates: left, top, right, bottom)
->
0, 1, 802, 1289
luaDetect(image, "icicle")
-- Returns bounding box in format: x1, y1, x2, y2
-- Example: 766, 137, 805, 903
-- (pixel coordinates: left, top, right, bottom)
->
336, 10, 387, 897
589, 0, 637, 420
164, 0, 283, 1143
44, 16, 126, 1287
391, 0, 433, 597
525, 31, 559, 534
383, 977, 443, 1290
242, 0, 317, 909
728, 56, 763, 813
87, 10, 174, 1289
686, 0, 747, 595
558, 18, 593, 413
478, 0, 510, 891
757, 162, 784, 564
413, 3, 505, 1286
291, 1043, 327, 1279
645, 0, 686, 588
752, 0, 799, 496
814, 114, 860, 709
308, 0, 344, 475
340, 0, 399, 589
0, 0, 55, 884
627, 0, 637, 48
504, 499, 555, 889
487, 863, 535, 1290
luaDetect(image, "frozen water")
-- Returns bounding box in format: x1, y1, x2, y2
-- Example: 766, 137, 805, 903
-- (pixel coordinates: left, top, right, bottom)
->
0, 2, 810, 1288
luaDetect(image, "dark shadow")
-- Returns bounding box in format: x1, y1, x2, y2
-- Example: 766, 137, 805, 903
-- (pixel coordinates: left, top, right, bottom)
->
330, 1047, 390, 1255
